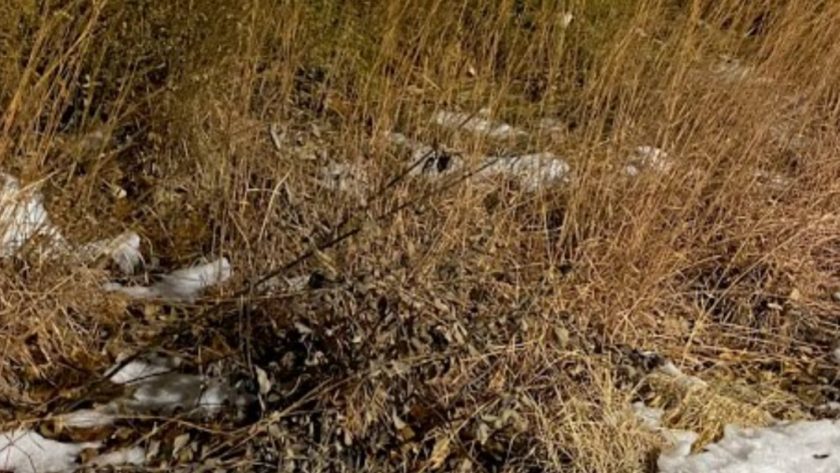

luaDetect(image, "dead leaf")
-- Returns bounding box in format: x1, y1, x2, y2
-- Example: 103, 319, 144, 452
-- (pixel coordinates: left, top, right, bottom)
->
173, 433, 190, 455
255, 366, 272, 395
428, 436, 451, 470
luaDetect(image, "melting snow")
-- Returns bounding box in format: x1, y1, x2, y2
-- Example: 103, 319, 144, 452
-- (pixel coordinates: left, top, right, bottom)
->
432, 110, 527, 139
107, 357, 177, 385
658, 419, 840, 473
0, 173, 142, 273
105, 354, 236, 417
658, 361, 708, 389
0, 174, 66, 257
58, 408, 116, 429
477, 153, 570, 191
124, 373, 230, 415
89, 446, 145, 467
625, 146, 671, 176
318, 162, 369, 201
0, 429, 98, 473
0, 429, 146, 472
632, 401, 665, 431
388, 133, 569, 190
77, 231, 142, 275
103, 257, 232, 302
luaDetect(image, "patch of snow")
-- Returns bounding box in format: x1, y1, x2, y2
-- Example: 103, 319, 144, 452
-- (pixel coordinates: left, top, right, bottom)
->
632, 401, 665, 431
98, 354, 246, 419
432, 110, 527, 139
658, 419, 840, 473
104, 257, 232, 302
318, 162, 369, 200
711, 59, 753, 83
1, 173, 142, 273
125, 373, 231, 417
387, 132, 461, 178
478, 153, 571, 191
89, 446, 145, 467
658, 361, 708, 389
58, 408, 115, 429
197, 382, 231, 415
537, 118, 567, 134
0, 429, 98, 473
753, 170, 790, 191
625, 146, 671, 176
107, 358, 174, 385
388, 132, 569, 191
0, 174, 66, 257
78, 231, 142, 275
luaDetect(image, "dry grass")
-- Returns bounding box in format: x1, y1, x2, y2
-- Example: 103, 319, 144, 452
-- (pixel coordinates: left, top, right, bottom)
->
2, 0, 840, 471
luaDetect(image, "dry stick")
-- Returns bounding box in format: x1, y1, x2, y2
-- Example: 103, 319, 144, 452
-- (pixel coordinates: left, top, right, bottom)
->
59, 133, 503, 414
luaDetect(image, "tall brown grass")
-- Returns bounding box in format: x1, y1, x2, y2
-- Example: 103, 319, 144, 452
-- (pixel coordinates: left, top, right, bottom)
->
2, 0, 840, 471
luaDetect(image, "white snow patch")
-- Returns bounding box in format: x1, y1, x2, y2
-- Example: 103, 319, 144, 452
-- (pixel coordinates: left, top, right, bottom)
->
104, 257, 232, 302
753, 170, 790, 191
1, 173, 142, 273
478, 153, 571, 191
126, 374, 231, 417
658, 419, 840, 473
388, 132, 569, 191
659, 361, 707, 389
625, 146, 671, 176
632, 401, 665, 431
387, 132, 461, 178
107, 358, 174, 385
78, 231, 142, 275
0, 174, 66, 257
58, 408, 115, 429
318, 162, 369, 200
89, 446, 145, 467
99, 354, 241, 419
0, 429, 98, 473
432, 110, 527, 139
710, 57, 772, 85
537, 117, 567, 135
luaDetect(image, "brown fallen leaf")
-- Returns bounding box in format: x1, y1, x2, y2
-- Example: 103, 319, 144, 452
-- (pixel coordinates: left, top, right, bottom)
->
428, 435, 451, 470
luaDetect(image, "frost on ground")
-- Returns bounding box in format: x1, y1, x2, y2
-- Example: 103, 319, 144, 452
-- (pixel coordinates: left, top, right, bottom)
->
658, 419, 840, 473
103, 257, 232, 302
0, 173, 142, 273
431, 110, 527, 139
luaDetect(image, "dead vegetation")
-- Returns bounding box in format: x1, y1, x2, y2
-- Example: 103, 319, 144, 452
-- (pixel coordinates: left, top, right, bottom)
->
2, 0, 840, 471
